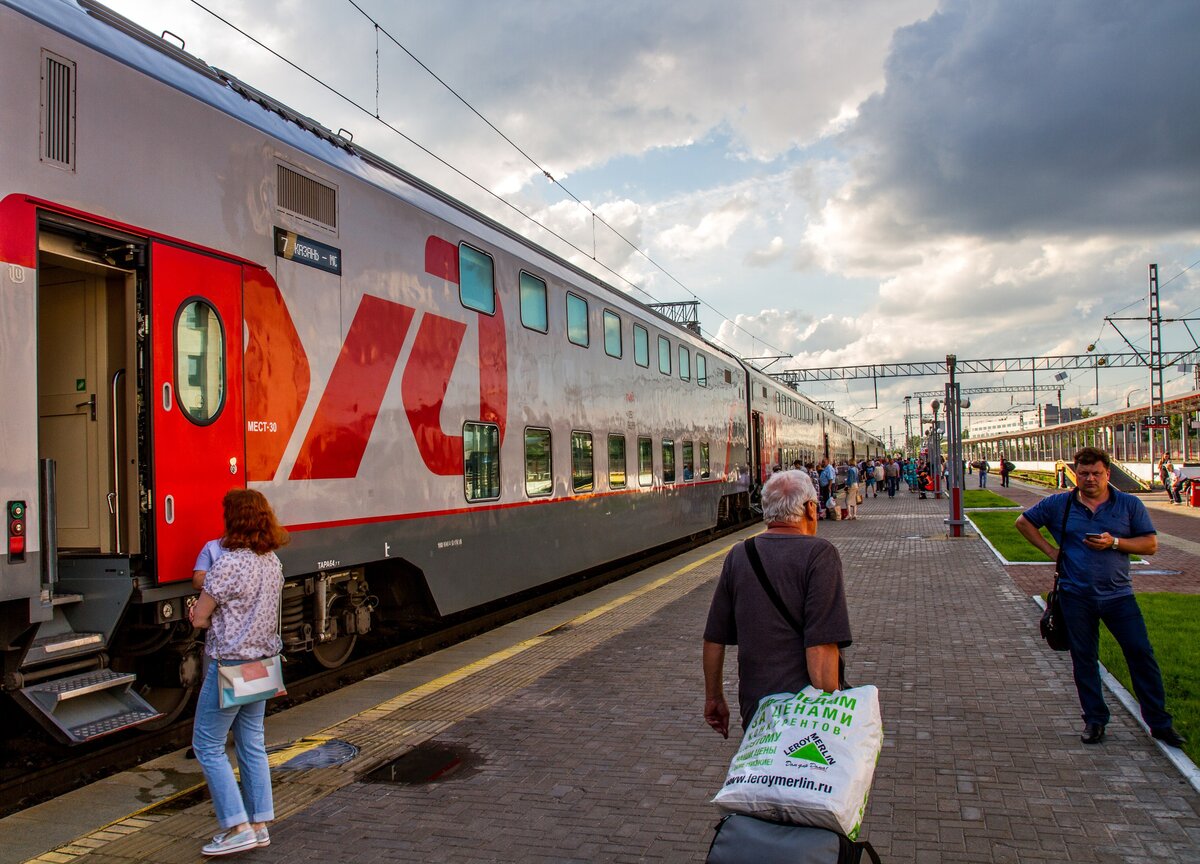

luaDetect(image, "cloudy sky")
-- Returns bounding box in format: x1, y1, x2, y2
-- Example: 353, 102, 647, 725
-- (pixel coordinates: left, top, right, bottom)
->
100, 0, 1200, 443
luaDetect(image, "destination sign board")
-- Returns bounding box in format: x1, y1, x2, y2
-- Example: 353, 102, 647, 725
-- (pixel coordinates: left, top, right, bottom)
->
1140, 415, 1171, 429
274, 227, 341, 275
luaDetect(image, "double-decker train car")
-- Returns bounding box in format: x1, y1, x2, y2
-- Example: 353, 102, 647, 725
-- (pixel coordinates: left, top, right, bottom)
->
0, 0, 882, 744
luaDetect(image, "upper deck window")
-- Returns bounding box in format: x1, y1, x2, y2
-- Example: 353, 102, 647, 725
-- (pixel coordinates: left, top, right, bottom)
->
658, 336, 671, 375
697, 354, 707, 387
634, 324, 650, 367
520, 271, 548, 332
603, 311, 622, 358
567, 293, 589, 347
459, 244, 495, 315
679, 346, 690, 382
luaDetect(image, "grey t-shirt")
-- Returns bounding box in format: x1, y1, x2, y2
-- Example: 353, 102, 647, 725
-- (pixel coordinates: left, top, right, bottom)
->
703, 534, 853, 730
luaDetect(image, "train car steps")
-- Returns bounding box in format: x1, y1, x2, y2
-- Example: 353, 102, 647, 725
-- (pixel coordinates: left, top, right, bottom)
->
16, 669, 163, 744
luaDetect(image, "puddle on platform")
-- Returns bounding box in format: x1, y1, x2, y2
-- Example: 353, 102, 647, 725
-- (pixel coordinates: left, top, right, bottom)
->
362, 741, 480, 785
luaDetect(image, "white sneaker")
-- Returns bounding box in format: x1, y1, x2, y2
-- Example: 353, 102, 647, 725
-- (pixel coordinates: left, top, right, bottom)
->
256, 827, 270, 847
202, 828, 258, 857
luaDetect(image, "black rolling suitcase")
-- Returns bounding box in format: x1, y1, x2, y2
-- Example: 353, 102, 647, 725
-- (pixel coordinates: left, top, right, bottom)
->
706, 814, 882, 864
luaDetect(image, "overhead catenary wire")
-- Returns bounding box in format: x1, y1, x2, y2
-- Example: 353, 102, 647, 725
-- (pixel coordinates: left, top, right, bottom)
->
342, 0, 790, 357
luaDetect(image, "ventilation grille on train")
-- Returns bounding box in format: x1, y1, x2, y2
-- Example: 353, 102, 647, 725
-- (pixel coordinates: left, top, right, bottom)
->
41, 51, 76, 170
277, 164, 338, 232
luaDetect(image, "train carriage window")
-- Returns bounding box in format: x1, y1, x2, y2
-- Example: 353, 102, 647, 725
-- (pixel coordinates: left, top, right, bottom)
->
524, 427, 552, 497
520, 271, 548, 332
608, 434, 627, 488
724, 369, 733, 385
174, 299, 225, 425
603, 310, 622, 358
633, 324, 649, 367
638, 436, 653, 486
682, 441, 694, 481
459, 244, 495, 315
700, 442, 710, 478
463, 422, 500, 500
679, 346, 690, 382
567, 293, 589, 347
662, 439, 676, 483
571, 431, 594, 492
658, 336, 671, 375
697, 354, 707, 387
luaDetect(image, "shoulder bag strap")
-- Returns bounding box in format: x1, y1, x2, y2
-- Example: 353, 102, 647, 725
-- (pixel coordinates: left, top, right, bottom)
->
744, 537, 803, 637
1052, 494, 1072, 591
744, 538, 849, 689
854, 840, 883, 864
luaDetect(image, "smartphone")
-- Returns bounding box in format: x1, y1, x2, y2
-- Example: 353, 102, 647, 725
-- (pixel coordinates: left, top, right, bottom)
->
1084, 533, 1104, 541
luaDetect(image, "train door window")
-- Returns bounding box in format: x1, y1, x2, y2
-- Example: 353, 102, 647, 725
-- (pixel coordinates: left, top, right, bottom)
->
662, 439, 676, 483
658, 336, 671, 375
679, 346, 690, 381
459, 244, 495, 315
566, 292, 589, 347
633, 324, 649, 367
524, 427, 552, 497
608, 434, 627, 488
638, 436, 653, 486
520, 271, 548, 332
603, 310, 622, 358
175, 300, 225, 424
700, 441, 711, 478
463, 422, 500, 500
697, 353, 707, 387
571, 431, 594, 492
682, 440, 694, 480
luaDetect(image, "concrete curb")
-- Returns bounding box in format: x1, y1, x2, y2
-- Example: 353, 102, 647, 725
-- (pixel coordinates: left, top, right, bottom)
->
1030, 594, 1200, 795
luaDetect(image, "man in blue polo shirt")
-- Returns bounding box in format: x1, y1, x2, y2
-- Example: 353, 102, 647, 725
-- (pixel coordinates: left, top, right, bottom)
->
1015, 447, 1184, 748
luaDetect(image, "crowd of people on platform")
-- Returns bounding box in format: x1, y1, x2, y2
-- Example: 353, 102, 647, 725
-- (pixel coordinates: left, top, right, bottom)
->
761, 454, 951, 521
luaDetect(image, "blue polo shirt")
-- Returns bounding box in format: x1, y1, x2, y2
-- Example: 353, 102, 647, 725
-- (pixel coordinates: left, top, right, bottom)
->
1022, 486, 1155, 599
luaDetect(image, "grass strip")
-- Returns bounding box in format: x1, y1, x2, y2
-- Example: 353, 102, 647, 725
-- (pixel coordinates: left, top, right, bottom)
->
962, 489, 1018, 508
968, 510, 1057, 561
1099, 593, 1199, 763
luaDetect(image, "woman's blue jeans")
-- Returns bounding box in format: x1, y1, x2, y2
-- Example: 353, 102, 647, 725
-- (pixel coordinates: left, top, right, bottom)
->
192, 658, 275, 828
1058, 592, 1172, 731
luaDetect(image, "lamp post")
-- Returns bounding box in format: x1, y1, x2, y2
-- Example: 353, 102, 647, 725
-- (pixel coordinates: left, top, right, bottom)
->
929, 399, 942, 500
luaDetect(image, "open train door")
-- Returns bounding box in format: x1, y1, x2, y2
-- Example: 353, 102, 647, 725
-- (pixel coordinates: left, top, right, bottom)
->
150, 243, 244, 584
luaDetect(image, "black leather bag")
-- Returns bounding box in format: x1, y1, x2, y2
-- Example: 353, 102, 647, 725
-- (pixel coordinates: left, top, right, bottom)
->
1039, 497, 1073, 652
706, 814, 882, 864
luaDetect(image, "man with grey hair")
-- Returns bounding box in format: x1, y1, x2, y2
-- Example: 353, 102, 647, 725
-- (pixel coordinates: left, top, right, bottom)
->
702, 470, 853, 737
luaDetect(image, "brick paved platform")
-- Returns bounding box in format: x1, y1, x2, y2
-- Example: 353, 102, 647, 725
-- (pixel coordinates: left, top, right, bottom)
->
17, 487, 1200, 863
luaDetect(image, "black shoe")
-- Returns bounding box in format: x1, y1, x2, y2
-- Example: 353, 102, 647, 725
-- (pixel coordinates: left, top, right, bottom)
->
1151, 727, 1187, 748
1081, 722, 1105, 744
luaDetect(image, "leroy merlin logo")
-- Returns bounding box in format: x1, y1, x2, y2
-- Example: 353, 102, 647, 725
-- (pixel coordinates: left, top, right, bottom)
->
785, 733, 837, 767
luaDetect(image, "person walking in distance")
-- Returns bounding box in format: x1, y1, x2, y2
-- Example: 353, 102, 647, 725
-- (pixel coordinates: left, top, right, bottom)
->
977, 458, 990, 488
189, 489, 289, 856
1014, 448, 1185, 748
873, 460, 884, 498
701, 470, 852, 736
842, 460, 859, 520
999, 454, 1012, 488
884, 457, 900, 498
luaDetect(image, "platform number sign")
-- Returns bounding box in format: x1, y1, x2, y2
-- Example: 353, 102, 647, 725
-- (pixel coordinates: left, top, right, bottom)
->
1140, 415, 1171, 429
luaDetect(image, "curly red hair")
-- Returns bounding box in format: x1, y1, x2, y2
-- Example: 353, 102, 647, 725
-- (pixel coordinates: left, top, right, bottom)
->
221, 489, 289, 554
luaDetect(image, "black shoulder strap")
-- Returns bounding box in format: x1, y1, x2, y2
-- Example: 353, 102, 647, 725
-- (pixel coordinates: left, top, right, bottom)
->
744, 537, 804, 637
1052, 493, 1072, 590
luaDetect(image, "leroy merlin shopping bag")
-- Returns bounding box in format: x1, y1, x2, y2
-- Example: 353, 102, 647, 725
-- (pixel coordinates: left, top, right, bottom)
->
712, 685, 883, 840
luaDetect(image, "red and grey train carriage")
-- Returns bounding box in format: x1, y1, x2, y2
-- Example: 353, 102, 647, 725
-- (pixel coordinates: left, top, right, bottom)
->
0, 0, 881, 744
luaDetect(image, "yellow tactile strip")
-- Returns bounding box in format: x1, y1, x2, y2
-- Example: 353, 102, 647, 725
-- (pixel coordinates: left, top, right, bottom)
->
25, 537, 741, 863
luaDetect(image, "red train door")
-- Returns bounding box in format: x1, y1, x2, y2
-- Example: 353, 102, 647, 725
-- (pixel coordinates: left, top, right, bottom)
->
150, 243, 244, 583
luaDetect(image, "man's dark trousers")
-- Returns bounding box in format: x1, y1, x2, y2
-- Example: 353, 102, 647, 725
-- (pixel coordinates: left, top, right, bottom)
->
1059, 591, 1172, 731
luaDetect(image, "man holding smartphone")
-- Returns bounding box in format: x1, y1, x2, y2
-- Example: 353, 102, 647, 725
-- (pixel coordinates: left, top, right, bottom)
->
1014, 447, 1185, 748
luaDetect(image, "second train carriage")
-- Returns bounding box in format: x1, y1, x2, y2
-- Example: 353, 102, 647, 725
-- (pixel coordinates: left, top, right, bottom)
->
0, 0, 882, 743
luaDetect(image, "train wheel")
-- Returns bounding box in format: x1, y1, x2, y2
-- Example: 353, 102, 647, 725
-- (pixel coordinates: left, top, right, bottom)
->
311, 634, 356, 669
137, 683, 198, 729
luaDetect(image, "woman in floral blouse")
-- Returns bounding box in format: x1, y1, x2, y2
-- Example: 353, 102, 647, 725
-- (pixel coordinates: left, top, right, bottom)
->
189, 489, 288, 857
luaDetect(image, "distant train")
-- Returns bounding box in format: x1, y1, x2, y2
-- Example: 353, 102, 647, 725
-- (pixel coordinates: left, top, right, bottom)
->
0, 0, 883, 744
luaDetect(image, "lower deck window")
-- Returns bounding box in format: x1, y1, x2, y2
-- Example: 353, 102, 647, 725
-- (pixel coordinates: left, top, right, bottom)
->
638, 437, 653, 486
572, 431, 594, 492
608, 434, 627, 489
524, 428, 552, 497
682, 440, 694, 480
700, 441, 710, 478
662, 439, 675, 484
464, 422, 500, 500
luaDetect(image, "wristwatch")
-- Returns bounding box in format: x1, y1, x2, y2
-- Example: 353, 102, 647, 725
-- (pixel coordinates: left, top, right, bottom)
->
1112, 537, 1120, 551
